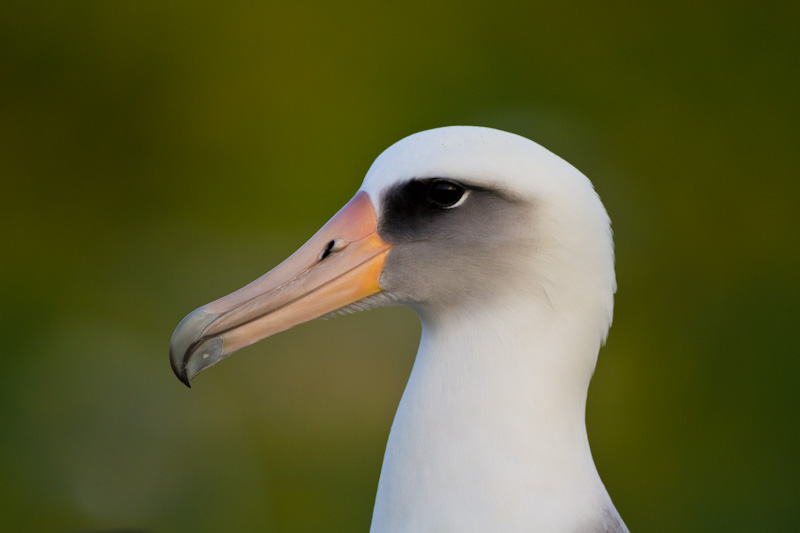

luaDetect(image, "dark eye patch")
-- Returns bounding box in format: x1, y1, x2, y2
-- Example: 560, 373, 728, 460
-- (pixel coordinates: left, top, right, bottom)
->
377, 179, 458, 242
378, 178, 514, 244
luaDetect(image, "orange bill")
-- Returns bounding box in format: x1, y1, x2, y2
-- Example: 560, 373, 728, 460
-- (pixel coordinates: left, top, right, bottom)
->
169, 191, 391, 386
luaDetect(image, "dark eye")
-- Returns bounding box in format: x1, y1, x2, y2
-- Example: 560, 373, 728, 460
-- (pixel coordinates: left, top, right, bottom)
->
428, 180, 466, 208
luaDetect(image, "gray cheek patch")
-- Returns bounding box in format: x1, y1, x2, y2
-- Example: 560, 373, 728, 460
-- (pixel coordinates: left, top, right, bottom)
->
377, 180, 535, 311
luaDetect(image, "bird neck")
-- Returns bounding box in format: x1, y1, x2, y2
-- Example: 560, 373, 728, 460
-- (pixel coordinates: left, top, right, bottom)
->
370, 298, 624, 531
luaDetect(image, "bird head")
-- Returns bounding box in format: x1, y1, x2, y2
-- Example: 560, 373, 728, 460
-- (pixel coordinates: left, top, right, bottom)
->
169, 126, 615, 386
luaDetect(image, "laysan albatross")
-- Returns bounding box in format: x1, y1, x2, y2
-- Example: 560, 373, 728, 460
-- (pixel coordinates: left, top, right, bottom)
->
170, 126, 628, 532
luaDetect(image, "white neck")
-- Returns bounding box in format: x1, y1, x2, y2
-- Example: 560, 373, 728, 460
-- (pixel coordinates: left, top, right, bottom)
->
370, 298, 626, 532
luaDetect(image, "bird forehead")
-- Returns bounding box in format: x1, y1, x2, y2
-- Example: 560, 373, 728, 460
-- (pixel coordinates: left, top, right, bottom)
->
359, 126, 586, 215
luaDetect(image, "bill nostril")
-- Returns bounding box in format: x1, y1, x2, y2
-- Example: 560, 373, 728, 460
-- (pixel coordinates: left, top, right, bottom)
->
320, 239, 347, 261
320, 240, 336, 261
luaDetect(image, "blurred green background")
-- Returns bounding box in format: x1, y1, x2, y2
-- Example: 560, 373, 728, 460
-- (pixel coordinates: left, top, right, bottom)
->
2, 1, 798, 531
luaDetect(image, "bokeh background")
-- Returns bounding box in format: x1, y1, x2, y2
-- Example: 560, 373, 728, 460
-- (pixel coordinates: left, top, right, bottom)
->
2, 1, 798, 531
